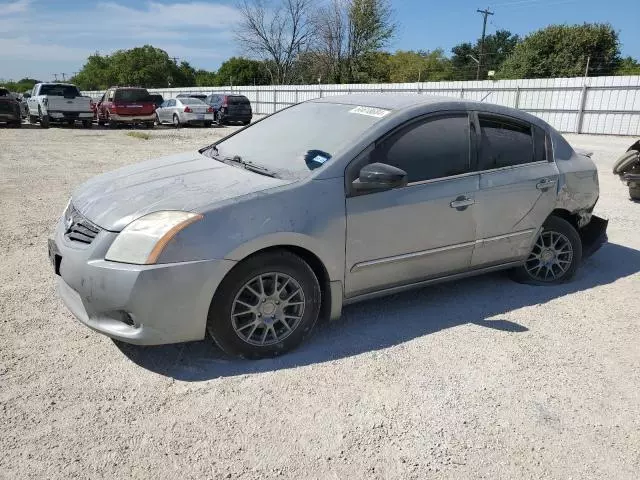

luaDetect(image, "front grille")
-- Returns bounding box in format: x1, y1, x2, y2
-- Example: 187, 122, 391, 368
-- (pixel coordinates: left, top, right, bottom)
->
64, 204, 100, 245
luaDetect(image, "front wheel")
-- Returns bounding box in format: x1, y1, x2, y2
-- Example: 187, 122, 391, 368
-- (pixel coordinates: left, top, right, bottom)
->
207, 251, 322, 359
511, 216, 582, 285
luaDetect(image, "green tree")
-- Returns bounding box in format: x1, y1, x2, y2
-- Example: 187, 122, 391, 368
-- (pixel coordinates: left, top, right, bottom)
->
71, 45, 198, 90
0, 77, 41, 93
616, 57, 640, 75
195, 69, 217, 87
499, 23, 621, 79
450, 30, 520, 80
387, 49, 451, 82
213, 57, 269, 86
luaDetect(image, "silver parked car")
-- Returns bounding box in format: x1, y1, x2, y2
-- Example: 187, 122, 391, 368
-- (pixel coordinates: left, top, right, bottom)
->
49, 94, 608, 358
155, 97, 214, 127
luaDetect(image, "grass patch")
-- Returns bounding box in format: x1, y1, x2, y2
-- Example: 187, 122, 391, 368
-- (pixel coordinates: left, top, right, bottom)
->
126, 131, 152, 140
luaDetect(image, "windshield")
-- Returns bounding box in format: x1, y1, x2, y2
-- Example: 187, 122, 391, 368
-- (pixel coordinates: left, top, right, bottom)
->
39, 84, 81, 97
114, 89, 150, 102
211, 102, 389, 179
180, 98, 205, 105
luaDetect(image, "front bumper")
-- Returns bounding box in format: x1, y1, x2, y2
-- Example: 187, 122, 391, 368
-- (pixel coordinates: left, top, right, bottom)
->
110, 113, 156, 123
50, 219, 236, 345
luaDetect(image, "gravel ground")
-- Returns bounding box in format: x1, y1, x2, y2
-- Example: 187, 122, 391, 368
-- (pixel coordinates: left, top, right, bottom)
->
0, 124, 639, 480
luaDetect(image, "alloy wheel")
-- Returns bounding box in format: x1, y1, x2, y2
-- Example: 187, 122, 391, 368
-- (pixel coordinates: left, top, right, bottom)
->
525, 230, 573, 282
231, 273, 305, 346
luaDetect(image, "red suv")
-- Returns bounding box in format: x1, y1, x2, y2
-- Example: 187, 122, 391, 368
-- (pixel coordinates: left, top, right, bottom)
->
96, 87, 155, 128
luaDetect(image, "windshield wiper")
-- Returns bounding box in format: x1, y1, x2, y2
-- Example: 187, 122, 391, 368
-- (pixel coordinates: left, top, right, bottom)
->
223, 155, 278, 178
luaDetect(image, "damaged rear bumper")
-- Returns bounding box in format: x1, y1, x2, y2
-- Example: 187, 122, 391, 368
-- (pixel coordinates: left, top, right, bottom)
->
580, 215, 608, 259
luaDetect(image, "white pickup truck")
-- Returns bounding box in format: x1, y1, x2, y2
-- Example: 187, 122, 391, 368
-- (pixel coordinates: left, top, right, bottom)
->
26, 83, 93, 128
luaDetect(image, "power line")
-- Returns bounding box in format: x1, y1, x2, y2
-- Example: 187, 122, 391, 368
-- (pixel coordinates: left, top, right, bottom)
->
476, 8, 495, 80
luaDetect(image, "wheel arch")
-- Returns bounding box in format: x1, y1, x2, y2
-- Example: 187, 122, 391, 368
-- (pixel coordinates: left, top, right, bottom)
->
221, 243, 339, 324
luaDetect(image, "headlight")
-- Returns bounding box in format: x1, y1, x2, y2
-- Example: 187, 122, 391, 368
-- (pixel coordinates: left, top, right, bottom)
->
105, 211, 203, 265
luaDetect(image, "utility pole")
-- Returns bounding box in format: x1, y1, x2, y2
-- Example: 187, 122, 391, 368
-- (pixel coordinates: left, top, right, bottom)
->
476, 8, 494, 80
584, 55, 591, 78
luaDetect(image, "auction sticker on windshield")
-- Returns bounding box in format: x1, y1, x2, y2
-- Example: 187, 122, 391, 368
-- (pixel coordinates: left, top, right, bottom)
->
349, 106, 391, 118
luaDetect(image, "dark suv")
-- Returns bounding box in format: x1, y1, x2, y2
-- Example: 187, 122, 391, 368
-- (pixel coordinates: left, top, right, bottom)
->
204, 94, 252, 125
0, 87, 21, 128
96, 87, 155, 128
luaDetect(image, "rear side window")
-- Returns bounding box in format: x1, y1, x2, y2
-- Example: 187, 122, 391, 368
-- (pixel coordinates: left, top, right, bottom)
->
114, 89, 150, 102
478, 116, 534, 170
533, 125, 548, 162
228, 96, 250, 105
372, 115, 471, 183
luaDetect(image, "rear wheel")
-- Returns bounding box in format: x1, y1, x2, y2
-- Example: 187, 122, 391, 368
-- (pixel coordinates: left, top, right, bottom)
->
630, 186, 640, 200
613, 150, 639, 175
82, 120, 92, 128
38, 107, 49, 129
207, 251, 322, 359
108, 114, 118, 129
173, 114, 181, 128
204, 121, 212, 128
144, 121, 154, 129
511, 216, 582, 285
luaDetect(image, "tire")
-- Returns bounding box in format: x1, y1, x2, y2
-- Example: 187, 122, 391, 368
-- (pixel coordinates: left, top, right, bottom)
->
28, 115, 37, 124
242, 120, 250, 126
155, 113, 161, 126
108, 114, 118, 129
39, 108, 49, 129
206, 251, 322, 359
613, 150, 640, 175
144, 121, 154, 129
630, 186, 640, 200
204, 121, 212, 128
82, 120, 92, 129
98, 117, 105, 126
173, 114, 181, 128
11, 121, 22, 129
511, 216, 582, 285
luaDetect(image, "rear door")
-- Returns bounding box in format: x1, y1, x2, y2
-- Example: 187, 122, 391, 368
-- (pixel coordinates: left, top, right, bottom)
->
470, 113, 558, 267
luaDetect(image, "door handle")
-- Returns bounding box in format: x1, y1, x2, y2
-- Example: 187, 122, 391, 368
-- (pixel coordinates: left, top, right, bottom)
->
450, 196, 475, 209
536, 178, 557, 191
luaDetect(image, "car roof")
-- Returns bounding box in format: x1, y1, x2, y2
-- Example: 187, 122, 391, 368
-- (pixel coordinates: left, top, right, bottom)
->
311, 93, 549, 129
311, 93, 459, 110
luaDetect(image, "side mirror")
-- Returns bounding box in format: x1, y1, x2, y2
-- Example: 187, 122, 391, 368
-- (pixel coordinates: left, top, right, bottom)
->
352, 162, 408, 192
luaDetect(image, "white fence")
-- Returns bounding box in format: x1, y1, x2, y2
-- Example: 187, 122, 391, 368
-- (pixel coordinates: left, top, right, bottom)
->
84, 76, 640, 136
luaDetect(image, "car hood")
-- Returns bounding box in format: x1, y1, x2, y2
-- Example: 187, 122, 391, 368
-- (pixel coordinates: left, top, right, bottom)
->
72, 151, 291, 231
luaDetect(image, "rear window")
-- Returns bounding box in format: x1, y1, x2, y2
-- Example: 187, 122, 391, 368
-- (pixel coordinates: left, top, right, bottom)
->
227, 96, 250, 105
180, 98, 205, 105
114, 89, 150, 102
39, 84, 81, 97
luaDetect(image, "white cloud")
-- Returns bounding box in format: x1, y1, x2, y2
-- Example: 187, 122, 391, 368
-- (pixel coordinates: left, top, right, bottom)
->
0, 0, 31, 16
0, 1, 241, 79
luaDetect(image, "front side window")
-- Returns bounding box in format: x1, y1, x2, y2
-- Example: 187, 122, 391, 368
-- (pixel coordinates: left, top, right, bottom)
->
371, 115, 471, 183
478, 116, 534, 170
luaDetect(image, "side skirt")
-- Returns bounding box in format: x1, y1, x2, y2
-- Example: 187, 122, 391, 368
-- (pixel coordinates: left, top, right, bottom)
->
343, 260, 524, 306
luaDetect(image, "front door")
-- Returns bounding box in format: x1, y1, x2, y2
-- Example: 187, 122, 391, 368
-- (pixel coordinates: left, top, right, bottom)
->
345, 113, 479, 297
470, 113, 560, 267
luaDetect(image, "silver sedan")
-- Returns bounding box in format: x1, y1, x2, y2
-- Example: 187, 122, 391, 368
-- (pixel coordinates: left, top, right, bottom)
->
49, 94, 608, 359
155, 97, 214, 127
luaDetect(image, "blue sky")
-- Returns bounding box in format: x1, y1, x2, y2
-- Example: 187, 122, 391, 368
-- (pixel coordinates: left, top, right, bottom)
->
0, 0, 638, 81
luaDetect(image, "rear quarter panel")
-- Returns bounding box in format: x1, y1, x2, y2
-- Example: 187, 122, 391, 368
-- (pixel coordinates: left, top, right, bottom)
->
551, 130, 600, 215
